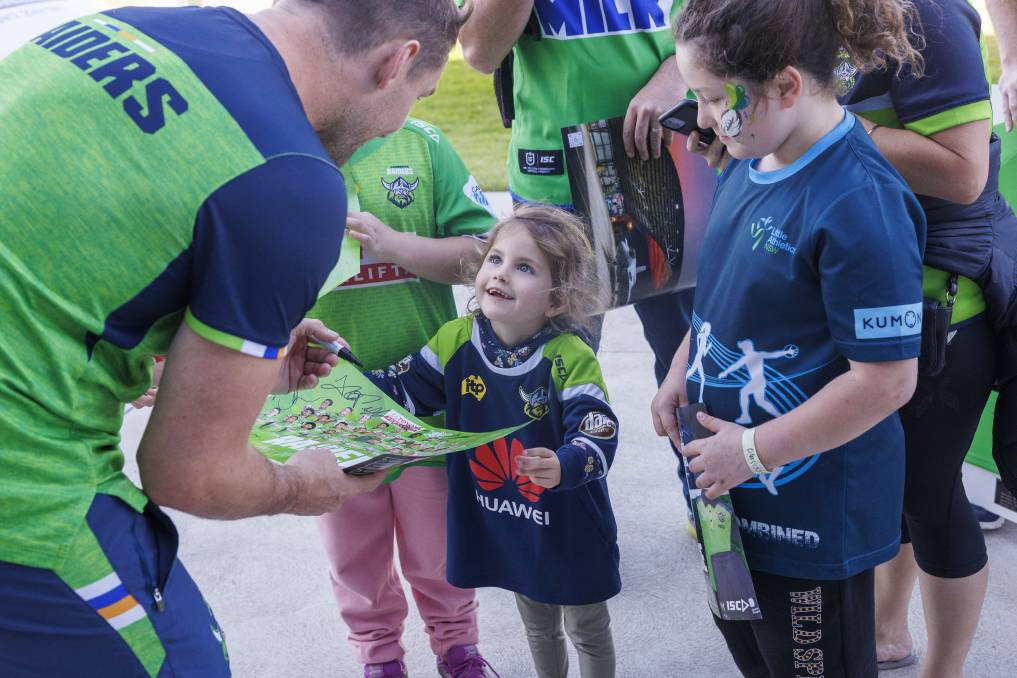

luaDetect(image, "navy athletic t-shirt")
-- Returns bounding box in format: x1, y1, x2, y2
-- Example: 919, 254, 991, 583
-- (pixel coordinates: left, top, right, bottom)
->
687, 112, 927, 580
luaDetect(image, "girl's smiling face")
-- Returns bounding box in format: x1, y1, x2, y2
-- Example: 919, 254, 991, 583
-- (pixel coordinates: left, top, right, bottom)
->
474, 223, 563, 346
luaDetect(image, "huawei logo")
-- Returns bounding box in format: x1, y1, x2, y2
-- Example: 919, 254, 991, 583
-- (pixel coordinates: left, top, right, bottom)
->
470, 437, 545, 503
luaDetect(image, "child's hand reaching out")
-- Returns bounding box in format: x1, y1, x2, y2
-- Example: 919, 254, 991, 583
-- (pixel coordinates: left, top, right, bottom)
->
516, 447, 561, 489
345, 211, 402, 262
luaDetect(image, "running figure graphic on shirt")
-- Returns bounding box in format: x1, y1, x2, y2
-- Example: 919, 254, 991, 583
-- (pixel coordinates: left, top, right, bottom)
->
718, 339, 799, 425
688, 321, 713, 403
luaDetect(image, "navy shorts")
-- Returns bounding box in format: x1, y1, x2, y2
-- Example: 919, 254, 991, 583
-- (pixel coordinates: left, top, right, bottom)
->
0, 494, 230, 677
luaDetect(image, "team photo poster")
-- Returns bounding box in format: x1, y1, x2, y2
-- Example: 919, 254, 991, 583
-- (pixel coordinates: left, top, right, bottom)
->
250, 361, 526, 475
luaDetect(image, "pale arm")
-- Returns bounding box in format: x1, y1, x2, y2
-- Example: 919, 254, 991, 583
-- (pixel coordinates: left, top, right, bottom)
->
988, 0, 1017, 131
650, 329, 692, 447
346, 211, 484, 284
753, 359, 917, 470
858, 117, 992, 204
458, 0, 534, 74
138, 322, 382, 519
686, 358, 917, 499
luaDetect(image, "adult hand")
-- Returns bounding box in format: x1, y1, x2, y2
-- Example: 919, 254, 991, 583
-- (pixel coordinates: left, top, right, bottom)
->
282, 449, 385, 515
274, 318, 343, 394
651, 366, 689, 449
346, 212, 403, 262
687, 131, 730, 171
683, 411, 752, 500
1000, 63, 1016, 133
516, 447, 562, 489
623, 66, 679, 161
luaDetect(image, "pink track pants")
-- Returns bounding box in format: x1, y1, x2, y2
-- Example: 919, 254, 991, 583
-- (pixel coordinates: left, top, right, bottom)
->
315, 466, 478, 664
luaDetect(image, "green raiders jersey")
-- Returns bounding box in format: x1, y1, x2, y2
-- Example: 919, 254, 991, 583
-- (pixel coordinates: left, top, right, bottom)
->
308, 119, 496, 371
0, 7, 348, 570
507, 1, 682, 205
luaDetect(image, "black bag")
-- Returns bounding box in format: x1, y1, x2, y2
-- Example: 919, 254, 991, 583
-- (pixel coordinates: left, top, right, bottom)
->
918, 274, 957, 377
491, 12, 542, 129
493, 53, 514, 129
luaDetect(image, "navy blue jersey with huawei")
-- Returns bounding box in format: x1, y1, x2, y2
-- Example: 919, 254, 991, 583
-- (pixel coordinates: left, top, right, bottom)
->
373, 316, 621, 606
687, 113, 926, 580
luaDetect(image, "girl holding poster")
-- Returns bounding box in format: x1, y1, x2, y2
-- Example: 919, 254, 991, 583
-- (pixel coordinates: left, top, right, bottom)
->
651, 1, 926, 675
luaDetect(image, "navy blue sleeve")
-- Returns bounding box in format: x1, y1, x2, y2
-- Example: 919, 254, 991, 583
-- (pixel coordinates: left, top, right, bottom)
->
813, 183, 926, 362
187, 155, 346, 355
890, 0, 990, 132
554, 397, 619, 491
366, 347, 447, 418
551, 353, 619, 491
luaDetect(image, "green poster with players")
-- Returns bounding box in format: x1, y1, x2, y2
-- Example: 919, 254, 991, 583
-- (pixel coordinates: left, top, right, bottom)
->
677, 404, 762, 621
250, 361, 526, 475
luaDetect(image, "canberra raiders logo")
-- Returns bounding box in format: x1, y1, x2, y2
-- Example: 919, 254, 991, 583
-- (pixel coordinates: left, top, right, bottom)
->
519, 385, 550, 421
833, 49, 858, 96
381, 176, 419, 209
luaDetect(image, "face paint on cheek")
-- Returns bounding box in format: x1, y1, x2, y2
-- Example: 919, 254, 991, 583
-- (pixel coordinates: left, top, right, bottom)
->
720, 108, 743, 136
721, 82, 751, 138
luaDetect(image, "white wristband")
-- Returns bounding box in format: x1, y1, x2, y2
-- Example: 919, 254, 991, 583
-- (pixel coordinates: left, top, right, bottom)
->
741, 427, 768, 475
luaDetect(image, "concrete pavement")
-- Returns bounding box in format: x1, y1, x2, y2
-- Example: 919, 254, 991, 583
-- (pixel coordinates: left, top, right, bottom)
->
119, 295, 1017, 677
118, 192, 1017, 676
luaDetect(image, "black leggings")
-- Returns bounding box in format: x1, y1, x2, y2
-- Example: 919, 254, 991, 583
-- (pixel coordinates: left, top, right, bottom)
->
899, 317, 994, 578
713, 569, 876, 678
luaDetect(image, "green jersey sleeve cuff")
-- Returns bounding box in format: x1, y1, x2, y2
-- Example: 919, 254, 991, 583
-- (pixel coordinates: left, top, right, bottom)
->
904, 100, 992, 136
185, 308, 288, 360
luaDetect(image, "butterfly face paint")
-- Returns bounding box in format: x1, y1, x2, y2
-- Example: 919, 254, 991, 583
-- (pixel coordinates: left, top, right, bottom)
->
720, 82, 751, 137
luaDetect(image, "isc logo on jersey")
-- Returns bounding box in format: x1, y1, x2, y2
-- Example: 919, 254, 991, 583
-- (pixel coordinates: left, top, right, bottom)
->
533, 0, 673, 39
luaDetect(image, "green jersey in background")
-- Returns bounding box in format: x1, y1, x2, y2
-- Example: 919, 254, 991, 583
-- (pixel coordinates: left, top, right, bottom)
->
308, 119, 496, 371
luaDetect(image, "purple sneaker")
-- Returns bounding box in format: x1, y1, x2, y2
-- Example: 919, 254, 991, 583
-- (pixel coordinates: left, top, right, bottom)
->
437, 645, 499, 678
365, 659, 408, 678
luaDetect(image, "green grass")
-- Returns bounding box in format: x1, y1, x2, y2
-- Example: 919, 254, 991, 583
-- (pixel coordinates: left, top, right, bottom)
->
411, 53, 511, 192
987, 33, 1002, 84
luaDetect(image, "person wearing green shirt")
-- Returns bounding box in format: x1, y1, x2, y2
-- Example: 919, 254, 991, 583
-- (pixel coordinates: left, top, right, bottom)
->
457, 0, 701, 531
0, 1, 467, 675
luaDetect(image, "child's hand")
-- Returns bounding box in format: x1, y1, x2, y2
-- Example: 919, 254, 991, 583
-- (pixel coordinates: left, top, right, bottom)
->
516, 447, 561, 489
346, 212, 404, 263
130, 386, 158, 409
682, 411, 752, 500
687, 131, 730, 171
651, 368, 688, 449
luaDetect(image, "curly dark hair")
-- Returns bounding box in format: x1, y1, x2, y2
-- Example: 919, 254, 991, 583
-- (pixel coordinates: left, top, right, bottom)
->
675, 0, 924, 88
